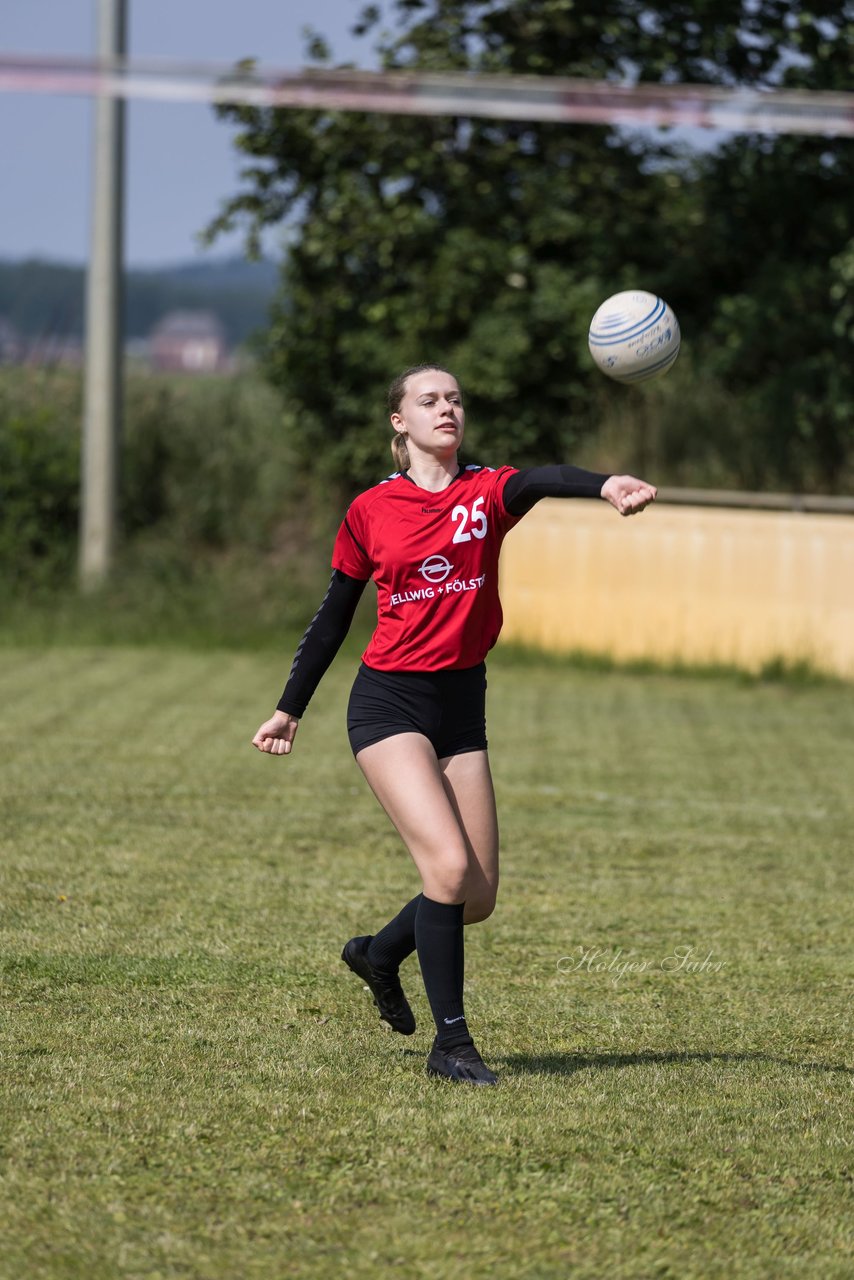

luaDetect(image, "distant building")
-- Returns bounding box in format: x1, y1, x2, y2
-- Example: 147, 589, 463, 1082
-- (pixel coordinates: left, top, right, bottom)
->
149, 310, 228, 374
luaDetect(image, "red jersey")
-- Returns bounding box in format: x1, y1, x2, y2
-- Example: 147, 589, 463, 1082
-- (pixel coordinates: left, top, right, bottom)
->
332, 464, 521, 671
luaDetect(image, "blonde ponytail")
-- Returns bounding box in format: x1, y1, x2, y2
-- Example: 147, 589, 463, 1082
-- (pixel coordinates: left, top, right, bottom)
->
391, 431, 411, 473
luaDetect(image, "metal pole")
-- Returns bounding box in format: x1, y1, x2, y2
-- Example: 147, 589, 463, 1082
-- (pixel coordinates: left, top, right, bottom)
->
79, 0, 126, 590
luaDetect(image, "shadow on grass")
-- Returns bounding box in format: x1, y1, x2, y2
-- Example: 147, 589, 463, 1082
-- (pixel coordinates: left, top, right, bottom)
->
494, 1049, 854, 1077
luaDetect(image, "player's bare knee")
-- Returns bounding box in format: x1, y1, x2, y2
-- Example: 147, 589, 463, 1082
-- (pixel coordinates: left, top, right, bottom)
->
418, 848, 470, 902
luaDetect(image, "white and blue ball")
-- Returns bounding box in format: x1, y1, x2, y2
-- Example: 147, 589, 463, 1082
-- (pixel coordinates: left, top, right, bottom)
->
588, 291, 681, 384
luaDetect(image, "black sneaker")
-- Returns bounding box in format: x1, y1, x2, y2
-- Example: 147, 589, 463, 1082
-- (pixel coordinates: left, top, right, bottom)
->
427, 1040, 499, 1085
341, 935, 416, 1035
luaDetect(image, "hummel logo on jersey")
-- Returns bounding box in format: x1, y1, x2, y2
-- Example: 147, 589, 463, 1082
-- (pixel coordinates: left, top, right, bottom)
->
422, 507, 441, 514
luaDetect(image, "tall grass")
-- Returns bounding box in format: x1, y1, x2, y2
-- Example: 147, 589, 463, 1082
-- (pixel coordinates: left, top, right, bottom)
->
0, 367, 337, 644
1, 366, 308, 576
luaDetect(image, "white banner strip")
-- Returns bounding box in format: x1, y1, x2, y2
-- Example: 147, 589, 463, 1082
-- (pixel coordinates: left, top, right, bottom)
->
1, 54, 852, 136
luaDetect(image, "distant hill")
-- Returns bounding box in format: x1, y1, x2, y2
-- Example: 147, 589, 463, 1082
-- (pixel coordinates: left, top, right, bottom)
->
0, 257, 279, 347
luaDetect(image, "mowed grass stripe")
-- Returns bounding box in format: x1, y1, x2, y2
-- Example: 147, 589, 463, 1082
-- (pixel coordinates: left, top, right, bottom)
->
1, 646, 852, 1279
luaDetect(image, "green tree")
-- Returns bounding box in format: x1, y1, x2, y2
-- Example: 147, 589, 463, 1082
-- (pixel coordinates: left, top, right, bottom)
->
694, 138, 852, 491
208, 0, 853, 494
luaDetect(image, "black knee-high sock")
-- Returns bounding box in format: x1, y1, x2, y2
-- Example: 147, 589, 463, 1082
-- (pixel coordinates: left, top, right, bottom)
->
415, 895, 472, 1050
367, 895, 421, 972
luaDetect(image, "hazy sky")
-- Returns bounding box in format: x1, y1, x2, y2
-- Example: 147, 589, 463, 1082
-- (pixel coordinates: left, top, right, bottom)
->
1, 0, 373, 266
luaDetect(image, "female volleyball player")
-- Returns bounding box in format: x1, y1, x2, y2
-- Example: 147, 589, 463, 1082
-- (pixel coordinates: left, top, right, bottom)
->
252, 365, 656, 1085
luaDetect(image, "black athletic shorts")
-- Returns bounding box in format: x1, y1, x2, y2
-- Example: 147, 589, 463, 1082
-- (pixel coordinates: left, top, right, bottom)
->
347, 661, 488, 758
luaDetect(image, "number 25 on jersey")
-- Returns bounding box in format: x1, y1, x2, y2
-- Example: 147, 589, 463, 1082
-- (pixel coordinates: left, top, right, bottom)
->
451, 497, 487, 543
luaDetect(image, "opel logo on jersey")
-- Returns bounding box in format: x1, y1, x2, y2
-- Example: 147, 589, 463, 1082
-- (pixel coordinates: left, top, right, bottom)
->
418, 555, 454, 584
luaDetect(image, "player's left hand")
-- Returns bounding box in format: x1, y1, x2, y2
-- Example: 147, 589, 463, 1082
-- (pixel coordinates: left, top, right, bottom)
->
600, 475, 658, 516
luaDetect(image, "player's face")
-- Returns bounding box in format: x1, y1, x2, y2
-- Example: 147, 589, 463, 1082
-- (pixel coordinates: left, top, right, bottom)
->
391, 370, 465, 456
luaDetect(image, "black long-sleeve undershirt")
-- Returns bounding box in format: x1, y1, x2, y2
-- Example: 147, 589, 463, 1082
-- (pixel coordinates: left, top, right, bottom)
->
503, 463, 610, 514
276, 569, 367, 717
276, 464, 611, 717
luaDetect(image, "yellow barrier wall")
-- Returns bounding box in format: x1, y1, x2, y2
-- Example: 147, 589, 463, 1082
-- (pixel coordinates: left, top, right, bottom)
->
498, 501, 854, 677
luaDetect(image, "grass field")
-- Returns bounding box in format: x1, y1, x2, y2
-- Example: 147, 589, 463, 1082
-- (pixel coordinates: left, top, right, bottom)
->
1, 646, 852, 1279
